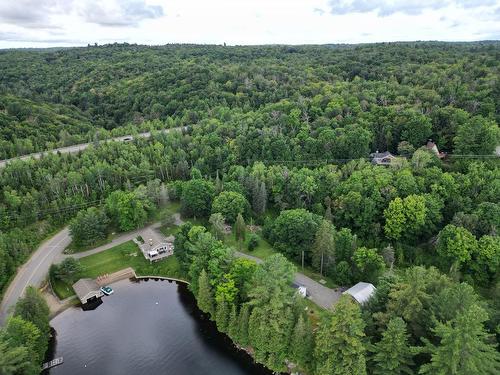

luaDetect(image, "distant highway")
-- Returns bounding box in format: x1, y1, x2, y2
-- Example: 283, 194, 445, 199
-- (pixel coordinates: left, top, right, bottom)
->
0, 127, 186, 169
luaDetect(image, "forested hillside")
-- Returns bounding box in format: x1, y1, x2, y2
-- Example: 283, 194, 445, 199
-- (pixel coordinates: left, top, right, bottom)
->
0, 42, 499, 158
0, 42, 499, 374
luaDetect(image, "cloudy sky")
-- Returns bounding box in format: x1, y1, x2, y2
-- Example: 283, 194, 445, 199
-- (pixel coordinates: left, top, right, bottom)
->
0, 0, 499, 48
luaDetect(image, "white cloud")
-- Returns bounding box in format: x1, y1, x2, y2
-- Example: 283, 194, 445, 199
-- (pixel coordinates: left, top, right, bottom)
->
327, 0, 498, 16
0, 0, 498, 48
78, 0, 164, 27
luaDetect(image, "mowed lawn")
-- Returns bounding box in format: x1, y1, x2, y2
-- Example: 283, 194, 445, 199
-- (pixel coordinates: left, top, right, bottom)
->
52, 241, 184, 299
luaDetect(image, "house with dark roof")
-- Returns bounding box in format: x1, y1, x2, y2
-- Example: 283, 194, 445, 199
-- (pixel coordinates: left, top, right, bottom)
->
369, 151, 396, 166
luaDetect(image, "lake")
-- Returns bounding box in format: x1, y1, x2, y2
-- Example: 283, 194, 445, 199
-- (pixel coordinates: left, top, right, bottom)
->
47, 278, 273, 375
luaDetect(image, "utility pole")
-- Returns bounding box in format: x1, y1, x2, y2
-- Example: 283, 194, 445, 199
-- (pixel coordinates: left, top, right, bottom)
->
320, 252, 324, 276
302, 250, 304, 270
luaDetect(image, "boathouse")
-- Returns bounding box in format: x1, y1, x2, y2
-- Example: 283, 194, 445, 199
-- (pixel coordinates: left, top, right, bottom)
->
73, 278, 104, 304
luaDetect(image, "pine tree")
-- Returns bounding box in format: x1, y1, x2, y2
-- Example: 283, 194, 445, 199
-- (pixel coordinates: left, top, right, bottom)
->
215, 298, 230, 333
235, 213, 246, 250
324, 204, 333, 223
419, 304, 500, 374
197, 269, 214, 316
0, 337, 30, 375
312, 219, 336, 275
372, 317, 414, 375
215, 170, 223, 194
253, 181, 267, 216
227, 304, 239, 341
324, 197, 333, 223
291, 314, 314, 371
238, 304, 251, 346
209, 213, 225, 240
314, 295, 367, 375
248, 303, 295, 372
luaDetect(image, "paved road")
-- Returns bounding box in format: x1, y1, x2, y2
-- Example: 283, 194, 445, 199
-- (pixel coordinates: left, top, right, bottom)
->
0, 228, 71, 325
0, 217, 340, 325
0, 127, 186, 169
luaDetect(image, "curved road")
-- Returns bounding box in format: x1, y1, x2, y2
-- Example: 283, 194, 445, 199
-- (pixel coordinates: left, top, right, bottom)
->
0, 127, 186, 169
0, 220, 340, 325
0, 228, 71, 325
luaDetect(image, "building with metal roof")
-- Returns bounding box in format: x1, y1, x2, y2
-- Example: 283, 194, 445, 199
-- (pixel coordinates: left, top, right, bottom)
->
343, 282, 376, 305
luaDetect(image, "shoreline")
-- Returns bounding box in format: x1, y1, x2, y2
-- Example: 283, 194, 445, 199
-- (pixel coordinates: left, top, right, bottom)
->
45, 267, 190, 320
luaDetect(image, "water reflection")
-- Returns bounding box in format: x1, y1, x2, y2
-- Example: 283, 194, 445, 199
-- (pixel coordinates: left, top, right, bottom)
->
48, 279, 273, 375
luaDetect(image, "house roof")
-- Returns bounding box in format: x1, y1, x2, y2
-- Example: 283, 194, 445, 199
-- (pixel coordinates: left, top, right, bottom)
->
426, 140, 439, 153
73, 278, 100, 300
370, 151, 395, 159
343, 282, 376, 304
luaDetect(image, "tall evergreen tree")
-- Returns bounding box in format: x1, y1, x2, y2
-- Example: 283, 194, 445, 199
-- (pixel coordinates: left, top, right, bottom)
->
227, 304, 239, 341
253, 181, 267, 216
14, 286, 50, 363
238, 304, 251, 346
197, 269, 215, 316
419, 304, 500, 375
372, 317, 414, 375
311, 219, 336, 275
248, 302, 295, 372
247, 255, 297, 372
314, 295, 367, 375
324, 204, 333, 223
215, 298, 230, 334
215, 170, 223, 194
209, 213, 226, 240
235, 213, 246, 249
291, 314, 314, 372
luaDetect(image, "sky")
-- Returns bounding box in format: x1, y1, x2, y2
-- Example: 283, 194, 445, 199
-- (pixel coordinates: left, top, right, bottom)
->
0, 0, 499, 48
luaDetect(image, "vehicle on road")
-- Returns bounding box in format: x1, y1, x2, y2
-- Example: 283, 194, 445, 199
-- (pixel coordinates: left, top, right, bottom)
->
100, 286, 114, 296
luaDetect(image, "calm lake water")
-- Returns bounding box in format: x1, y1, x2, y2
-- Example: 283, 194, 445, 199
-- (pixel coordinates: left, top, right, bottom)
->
47, 278, 273, 375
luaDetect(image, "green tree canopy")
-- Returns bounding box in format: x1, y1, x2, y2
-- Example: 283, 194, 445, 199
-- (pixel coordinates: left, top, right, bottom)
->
212, 191, 249, 223
268, 208, 322, 263
180, 179, 215, 218
105, 190, 152, 231
436, 224, 478, 270
69, 207, 109, 247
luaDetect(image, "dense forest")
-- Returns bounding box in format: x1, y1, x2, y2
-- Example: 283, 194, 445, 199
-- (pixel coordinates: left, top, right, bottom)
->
0, 42, 499, 158
0, 42, 499, 374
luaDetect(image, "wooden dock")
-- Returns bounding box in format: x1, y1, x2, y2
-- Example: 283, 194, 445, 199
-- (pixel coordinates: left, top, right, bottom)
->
42, 357, 63, 370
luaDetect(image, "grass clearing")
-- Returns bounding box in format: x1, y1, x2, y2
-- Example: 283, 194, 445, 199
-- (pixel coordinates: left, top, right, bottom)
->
159, 225, 180, 237
65, 237, 113, 254
228, 235, 276, 259
50, 276, 75, 300
151, 201, 181, 221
